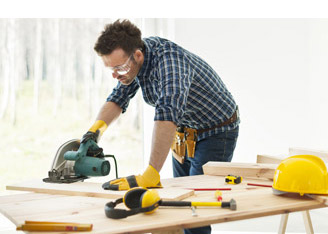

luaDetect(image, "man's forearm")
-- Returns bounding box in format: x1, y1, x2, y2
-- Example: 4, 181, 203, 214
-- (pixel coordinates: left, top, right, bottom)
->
96, 101, 122, 126
149, 121, 177, 172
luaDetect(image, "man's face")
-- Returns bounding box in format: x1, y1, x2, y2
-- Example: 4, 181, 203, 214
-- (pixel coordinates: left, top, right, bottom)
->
101, 48, 143, 86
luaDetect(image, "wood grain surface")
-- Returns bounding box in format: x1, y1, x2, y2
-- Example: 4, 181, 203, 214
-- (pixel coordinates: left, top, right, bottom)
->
203, 162, 277, 180
0, 187, 325, 234
289, 147, 328, 162
6, 179, 194, 201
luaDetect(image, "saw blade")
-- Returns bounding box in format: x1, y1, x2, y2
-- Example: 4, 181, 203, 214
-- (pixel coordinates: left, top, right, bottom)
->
44, 139, 81, 182
52, 139, 80, 169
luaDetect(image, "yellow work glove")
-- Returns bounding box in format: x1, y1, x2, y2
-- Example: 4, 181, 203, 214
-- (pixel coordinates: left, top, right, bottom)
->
81, 120, 108, 157
82, 120, 108, 144
102, 165, 162, 191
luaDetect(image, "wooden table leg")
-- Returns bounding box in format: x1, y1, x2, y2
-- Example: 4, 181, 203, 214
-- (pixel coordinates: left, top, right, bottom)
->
302, 210, 314, 234
278, 213, 289, 234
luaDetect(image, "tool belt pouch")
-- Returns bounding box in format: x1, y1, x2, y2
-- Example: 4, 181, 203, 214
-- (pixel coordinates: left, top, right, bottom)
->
185, 128, 197, 159
171, 127, 198, 164
171, 130, 186, 164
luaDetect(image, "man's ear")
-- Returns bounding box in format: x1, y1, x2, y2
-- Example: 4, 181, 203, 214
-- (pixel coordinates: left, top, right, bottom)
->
134, 49, 143, 62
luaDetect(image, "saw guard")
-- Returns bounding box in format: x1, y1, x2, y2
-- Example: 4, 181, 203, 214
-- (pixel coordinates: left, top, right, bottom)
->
43, 139, 87, 183
43, 139, 118, 183
51, 139, 80, 173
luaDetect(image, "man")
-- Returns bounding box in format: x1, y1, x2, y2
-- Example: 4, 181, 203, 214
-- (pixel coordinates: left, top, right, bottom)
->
83, 19, 239, 234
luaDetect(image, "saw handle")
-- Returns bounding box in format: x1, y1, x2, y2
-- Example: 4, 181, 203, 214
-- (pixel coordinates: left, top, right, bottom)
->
64, 140, 100, 161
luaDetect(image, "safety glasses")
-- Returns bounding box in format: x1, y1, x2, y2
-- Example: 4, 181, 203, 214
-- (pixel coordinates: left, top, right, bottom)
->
108, 54, 133, 75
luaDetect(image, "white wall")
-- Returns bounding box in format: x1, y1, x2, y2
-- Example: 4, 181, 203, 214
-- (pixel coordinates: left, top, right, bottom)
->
142, 19, 328, 178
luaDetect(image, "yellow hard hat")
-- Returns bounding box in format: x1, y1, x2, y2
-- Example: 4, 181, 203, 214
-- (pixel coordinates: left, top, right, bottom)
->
272, 155, 328, 196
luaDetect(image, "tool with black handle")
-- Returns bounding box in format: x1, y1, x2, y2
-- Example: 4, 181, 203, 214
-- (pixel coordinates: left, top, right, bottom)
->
105, 188, 237, 219
160, 199, 237, 210
43, 139, 118, 184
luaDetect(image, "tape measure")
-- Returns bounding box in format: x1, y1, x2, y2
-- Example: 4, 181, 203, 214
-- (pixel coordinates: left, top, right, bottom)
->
225, 175, 242, 184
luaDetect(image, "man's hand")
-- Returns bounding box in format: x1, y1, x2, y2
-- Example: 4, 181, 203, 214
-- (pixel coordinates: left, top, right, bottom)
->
81, 120, 108, 157
85, 120, 108, 142
80, 131, 104, 158
81, 131, 100, 143
102, 165, 162, 190
102, 120, 175, 190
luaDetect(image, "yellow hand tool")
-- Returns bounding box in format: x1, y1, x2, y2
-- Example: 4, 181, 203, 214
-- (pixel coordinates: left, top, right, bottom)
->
105, 188, 237, 219
225, 174, 242, 184
214, 190, 223, 201
161, 199, 237, 210
16, 221, 93, 232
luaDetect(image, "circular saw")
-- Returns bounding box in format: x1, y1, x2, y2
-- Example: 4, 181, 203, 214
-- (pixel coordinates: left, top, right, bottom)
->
43, 139, 117, 183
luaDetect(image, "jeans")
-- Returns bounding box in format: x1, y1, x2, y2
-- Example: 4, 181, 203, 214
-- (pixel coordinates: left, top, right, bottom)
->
172, 127, 239, 234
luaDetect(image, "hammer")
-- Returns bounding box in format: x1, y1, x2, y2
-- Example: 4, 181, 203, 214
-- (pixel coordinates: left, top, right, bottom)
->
160, 199, 237, 211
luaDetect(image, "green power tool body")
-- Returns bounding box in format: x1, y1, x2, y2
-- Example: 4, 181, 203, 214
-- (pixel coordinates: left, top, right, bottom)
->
43, 139, 117, 183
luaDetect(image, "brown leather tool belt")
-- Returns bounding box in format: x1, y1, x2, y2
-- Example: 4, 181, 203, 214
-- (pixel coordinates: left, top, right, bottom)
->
197, 107, 239, 134
171, 107, 239, 164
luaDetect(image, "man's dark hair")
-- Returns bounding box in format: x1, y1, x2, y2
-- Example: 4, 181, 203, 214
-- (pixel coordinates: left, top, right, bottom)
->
94, 19, 143, 56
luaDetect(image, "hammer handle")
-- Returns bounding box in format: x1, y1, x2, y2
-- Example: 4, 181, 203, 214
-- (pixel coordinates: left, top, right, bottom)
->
160, 201, 192, 207
160, 201, 224, 207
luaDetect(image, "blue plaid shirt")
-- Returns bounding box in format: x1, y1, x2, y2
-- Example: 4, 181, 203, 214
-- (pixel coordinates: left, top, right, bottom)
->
107, 37, 239, 140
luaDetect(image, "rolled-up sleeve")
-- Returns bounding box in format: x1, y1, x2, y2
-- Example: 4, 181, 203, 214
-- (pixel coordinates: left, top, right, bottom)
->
106, 80, 140, 113
154, 52, 192, 124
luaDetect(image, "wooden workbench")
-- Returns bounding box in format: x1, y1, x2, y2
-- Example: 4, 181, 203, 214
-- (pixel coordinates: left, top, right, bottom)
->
1, 175, 327, 234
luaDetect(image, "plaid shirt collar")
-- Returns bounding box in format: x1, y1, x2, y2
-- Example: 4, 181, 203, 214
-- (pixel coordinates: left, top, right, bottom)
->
137, 40, 153, 78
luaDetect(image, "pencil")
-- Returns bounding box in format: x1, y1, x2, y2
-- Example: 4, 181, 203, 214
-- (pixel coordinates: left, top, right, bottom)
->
16, 222, 93, 232
247, 183, 272, 188
187, 188, 231, 191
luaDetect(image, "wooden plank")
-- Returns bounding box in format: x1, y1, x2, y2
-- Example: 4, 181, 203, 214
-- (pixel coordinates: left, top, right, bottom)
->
256, 154, 284, 164
0, 186, 325, 234
0, 192, 58, 205
203, 162, 277, 180
306, 194, 328, 205
6, 179, 193, 201
289, 147, 328, 162
258, 148, 328, 163
162, 174, 273, 190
